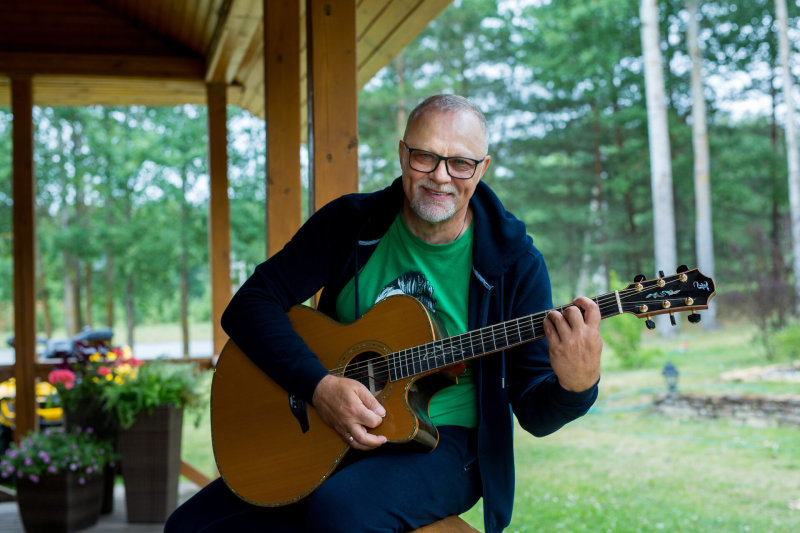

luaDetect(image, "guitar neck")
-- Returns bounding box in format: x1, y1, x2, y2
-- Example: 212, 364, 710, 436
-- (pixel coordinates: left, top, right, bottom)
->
389, 292, 623, 381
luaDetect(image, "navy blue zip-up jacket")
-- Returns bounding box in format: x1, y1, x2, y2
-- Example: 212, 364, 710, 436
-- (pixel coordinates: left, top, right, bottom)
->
221, 178, 598, 532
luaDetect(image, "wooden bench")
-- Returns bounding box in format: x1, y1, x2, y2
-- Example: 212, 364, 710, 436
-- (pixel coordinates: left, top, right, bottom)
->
414, 515, 479, 532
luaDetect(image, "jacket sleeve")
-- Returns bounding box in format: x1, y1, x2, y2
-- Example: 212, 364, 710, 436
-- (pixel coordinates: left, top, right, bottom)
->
506, 249, 598, 437
220, 198, 354, 404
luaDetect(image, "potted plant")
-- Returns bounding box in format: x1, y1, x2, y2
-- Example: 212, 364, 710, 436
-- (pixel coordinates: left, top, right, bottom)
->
48, 345, 143, 435
100, 359, 204, 523
0, 427, 117, 532
48, 345, 143, 514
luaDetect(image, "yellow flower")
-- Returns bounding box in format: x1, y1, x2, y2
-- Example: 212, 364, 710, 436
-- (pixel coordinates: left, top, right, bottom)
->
89, 353, 103, 362
114, 376, 124, 385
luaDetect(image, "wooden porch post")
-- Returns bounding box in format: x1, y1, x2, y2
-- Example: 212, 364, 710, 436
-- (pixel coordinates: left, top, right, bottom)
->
207, 83, 231, 357
307, 0, 359, 211
264, 0, 302, 257
11, 75, 37, 440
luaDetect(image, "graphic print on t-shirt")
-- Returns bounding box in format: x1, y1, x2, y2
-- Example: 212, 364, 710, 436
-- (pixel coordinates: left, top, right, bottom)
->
374, 270, 438, 319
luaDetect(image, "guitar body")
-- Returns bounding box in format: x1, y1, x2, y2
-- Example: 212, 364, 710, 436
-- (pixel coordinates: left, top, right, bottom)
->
211, 295, 455, 507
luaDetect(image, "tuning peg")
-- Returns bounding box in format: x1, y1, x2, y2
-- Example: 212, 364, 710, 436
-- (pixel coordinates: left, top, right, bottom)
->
634, 274, 646, 283
659, 270, 666, 278
645, 319, 656, 330
669, 313, 677, 326
688, 312, 701, 324
677, 264, 689, 273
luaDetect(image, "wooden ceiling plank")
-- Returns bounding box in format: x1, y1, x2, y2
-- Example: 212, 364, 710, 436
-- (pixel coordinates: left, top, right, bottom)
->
357, 0, 450, 88
206, 0, 262, 84
356, 0, 391, 39
223, 0, 263, 83
205, 0, 235, 82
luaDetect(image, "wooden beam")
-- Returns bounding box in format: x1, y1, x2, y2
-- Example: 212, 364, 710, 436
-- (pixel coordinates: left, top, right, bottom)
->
207, 84, 232, 357
307, 0, 359, 212
11, 76, 38, 442
0, 52, 205, 79
265, 0, 303, 257
180, 460, 212, 488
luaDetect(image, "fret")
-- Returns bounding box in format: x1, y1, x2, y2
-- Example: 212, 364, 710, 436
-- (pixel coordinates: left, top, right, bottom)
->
445, 337, 457, 365
397, 349, 406, 379
501, 322, 510, 350
412, 346, 422, 375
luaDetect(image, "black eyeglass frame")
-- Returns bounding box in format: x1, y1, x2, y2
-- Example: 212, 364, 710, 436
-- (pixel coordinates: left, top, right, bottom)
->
401, 140, 486, 180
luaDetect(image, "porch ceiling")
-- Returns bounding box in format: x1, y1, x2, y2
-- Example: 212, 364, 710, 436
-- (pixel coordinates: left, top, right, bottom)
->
0, 0, 451, 117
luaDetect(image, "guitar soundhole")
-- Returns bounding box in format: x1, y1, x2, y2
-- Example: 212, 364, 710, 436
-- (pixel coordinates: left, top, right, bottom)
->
344, 351, 388, 395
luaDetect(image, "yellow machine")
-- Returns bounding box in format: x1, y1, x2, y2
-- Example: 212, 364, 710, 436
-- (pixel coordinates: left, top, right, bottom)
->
0, 378, 63, 453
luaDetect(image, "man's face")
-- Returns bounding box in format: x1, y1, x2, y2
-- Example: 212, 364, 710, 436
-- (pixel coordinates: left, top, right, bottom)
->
399, 109, 491, 227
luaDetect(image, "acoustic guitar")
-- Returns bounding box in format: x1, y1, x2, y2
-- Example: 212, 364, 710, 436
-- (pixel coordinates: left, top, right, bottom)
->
211, 267, 716, 506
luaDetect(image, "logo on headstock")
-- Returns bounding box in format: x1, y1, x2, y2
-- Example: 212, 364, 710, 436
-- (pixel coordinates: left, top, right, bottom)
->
693, 280, 711, 291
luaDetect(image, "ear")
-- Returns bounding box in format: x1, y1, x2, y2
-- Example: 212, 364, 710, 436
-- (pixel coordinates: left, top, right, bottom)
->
398, 141, 406, 170
476, 155, 491, 180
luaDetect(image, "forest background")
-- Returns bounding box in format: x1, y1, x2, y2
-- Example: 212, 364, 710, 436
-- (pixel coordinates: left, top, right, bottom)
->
0, 0, 799, 358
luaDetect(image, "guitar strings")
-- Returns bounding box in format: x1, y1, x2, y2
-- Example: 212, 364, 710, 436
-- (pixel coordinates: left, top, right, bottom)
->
336, 281, 681, 383
334, 276, 693, 384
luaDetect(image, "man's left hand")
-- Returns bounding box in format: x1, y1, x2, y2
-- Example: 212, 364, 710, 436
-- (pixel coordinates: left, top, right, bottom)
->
542, 296, 603, 392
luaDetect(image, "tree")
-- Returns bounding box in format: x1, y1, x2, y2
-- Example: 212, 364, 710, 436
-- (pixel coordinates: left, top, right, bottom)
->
775, 0, 800, 313
641, 0, 679, 332
687, 0, 718, 329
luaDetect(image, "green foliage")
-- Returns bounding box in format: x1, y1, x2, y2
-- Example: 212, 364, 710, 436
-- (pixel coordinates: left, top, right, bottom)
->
101, 360, 205, 429
772, 320, 800, 361
599, 273, 663, 369
0, 427, 116, 484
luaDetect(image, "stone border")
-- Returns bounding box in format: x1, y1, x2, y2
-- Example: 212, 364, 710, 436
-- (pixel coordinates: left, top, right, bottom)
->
653, 393, 800, 428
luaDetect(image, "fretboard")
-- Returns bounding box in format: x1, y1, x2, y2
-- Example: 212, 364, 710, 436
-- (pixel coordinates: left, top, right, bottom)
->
388, 293, 622, 381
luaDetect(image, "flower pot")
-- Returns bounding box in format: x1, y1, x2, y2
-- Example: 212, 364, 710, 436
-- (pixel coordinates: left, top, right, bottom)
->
117, 404, 183, 523
16, 471, 103, 532
63, 398, 118, 515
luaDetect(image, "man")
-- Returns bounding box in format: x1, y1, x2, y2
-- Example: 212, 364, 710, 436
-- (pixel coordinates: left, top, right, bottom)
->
166, 94, 602, 532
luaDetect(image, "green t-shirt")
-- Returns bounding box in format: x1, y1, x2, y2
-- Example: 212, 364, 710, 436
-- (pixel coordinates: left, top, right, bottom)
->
335, 213, 477, 428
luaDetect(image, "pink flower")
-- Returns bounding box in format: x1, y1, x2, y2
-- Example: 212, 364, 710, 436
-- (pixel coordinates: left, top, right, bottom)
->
96, 366, 112, 377
48, 369, 76, 390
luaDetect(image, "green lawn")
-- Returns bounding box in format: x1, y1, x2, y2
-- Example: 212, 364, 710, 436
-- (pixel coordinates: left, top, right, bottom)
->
181, 321, 800, 532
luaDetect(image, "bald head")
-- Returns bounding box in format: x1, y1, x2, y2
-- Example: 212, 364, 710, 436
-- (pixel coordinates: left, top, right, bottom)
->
404, 94, 489, 155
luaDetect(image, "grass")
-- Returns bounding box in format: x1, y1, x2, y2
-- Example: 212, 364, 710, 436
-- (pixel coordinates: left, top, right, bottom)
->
179, 320, 800, 532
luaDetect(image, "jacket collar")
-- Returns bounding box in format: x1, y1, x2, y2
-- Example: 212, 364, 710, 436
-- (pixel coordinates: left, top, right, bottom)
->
363, 178, 531, 281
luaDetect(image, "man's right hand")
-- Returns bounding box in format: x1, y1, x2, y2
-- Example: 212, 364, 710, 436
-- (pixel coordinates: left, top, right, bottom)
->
311, 374, 388, 450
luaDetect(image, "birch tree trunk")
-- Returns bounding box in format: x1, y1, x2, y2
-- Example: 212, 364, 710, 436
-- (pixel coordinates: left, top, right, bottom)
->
687, 0, 718, 329
640, 0, 678, 333
775, 0, 800, 314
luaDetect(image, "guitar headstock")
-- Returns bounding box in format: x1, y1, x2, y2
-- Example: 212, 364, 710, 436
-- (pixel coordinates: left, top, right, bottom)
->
618, 267, 716, 324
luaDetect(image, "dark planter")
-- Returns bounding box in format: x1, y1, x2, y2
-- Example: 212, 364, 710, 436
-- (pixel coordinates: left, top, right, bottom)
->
117, 404, 183, 523
16, 471, 103, 532
63, 397, 118, 515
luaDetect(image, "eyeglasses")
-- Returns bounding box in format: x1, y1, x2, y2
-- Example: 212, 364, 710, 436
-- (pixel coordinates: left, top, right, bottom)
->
401, 141, 486, 180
